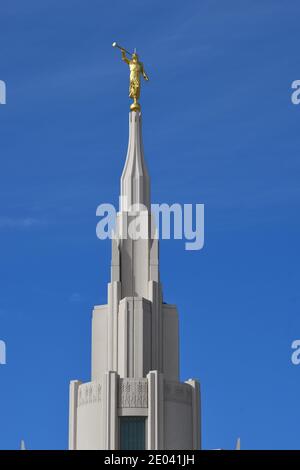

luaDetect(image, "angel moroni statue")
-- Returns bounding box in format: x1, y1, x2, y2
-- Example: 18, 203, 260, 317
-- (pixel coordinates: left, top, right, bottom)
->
68, 45, 201, 450
112, 42, 149, 111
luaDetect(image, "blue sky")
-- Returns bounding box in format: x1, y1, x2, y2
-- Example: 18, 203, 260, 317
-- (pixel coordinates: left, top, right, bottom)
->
0, 0, 300, 450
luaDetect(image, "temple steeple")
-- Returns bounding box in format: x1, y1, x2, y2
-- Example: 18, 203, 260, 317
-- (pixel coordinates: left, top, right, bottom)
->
69, 68, 200, 450
120, 112, 150, 211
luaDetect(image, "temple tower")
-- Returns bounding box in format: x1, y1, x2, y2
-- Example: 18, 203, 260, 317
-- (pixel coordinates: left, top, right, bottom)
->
68, 110, 201, 450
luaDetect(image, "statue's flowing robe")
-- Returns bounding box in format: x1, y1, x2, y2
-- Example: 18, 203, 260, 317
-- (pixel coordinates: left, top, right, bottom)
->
129, 66, 141, 100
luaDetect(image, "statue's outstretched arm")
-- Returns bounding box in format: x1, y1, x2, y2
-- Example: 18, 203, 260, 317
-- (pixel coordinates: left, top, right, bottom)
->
142, 65, 149, 81
121, 50, 130, 65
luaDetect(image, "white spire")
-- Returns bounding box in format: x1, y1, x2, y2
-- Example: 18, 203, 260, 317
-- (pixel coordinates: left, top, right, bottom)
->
20, 439, 26, 450
120, 111, 150, 212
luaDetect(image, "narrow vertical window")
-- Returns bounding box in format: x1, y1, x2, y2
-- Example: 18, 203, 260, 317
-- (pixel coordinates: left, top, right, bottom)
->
119, 416, 146, 450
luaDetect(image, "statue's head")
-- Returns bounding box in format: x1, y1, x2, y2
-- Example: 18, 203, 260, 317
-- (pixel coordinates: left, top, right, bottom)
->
132, 53, 139, 62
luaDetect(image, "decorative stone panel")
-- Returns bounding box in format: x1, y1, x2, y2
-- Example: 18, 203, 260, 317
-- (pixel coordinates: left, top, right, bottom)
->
119, 378, 148, 408
78, 381, 102, 407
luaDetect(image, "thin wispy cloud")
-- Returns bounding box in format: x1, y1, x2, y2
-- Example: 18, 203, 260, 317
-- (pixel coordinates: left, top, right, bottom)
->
69, 293, 83, 303
0, 217, 47, 230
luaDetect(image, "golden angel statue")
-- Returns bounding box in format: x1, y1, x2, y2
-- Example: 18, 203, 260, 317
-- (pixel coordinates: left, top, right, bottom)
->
112, 42, 149, 111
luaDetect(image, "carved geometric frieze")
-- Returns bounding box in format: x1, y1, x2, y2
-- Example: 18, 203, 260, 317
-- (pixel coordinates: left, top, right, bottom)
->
78, 381, 102, 407
119, 378, 148, 408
